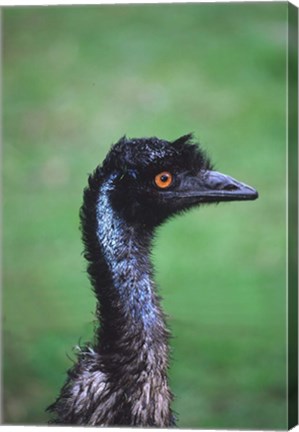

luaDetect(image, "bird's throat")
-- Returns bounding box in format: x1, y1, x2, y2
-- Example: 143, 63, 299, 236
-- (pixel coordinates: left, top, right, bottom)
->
95, 177, 167, 348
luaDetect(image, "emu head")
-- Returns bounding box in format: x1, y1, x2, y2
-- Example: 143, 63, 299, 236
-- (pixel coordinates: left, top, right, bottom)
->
101, 134, 258, 228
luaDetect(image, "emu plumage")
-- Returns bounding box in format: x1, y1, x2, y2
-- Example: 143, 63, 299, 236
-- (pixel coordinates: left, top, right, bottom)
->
47, 134, 258, 426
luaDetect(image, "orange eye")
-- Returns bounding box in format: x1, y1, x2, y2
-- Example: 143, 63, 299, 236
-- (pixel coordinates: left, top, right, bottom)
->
154, 171, 173, 189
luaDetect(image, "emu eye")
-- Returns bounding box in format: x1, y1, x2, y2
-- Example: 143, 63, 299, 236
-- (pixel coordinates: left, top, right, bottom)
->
154, 171, 173, 189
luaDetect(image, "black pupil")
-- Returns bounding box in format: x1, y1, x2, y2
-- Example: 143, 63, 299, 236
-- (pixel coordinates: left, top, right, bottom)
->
160, 174, 169, 182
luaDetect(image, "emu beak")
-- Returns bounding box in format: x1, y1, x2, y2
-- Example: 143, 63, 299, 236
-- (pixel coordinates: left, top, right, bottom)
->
199, 170, 258, 202
176, 170, 258, 203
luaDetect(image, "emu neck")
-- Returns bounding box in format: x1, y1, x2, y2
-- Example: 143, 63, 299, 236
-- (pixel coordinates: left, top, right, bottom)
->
95, 177, 166, 351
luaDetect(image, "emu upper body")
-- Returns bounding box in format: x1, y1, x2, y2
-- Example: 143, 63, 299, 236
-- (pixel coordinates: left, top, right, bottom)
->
48, 134, 258, 426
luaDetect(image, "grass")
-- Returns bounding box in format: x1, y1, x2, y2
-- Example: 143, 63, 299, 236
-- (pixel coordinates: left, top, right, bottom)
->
3, 3, 288, 428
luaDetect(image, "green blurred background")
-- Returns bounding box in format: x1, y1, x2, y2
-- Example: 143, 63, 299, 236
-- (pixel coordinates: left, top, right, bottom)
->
3, 3, 288, 428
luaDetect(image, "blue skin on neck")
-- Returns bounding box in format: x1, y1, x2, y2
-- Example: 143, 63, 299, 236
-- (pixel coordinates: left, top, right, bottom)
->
96, 175, 157, 329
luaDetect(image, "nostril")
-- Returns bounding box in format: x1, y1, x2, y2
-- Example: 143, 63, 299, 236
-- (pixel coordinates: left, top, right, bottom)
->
223, 183, 239, 191
208, 172, 242, 192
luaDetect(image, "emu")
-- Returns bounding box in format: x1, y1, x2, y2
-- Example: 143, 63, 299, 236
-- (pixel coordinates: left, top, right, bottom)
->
47, 134, 258, 426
